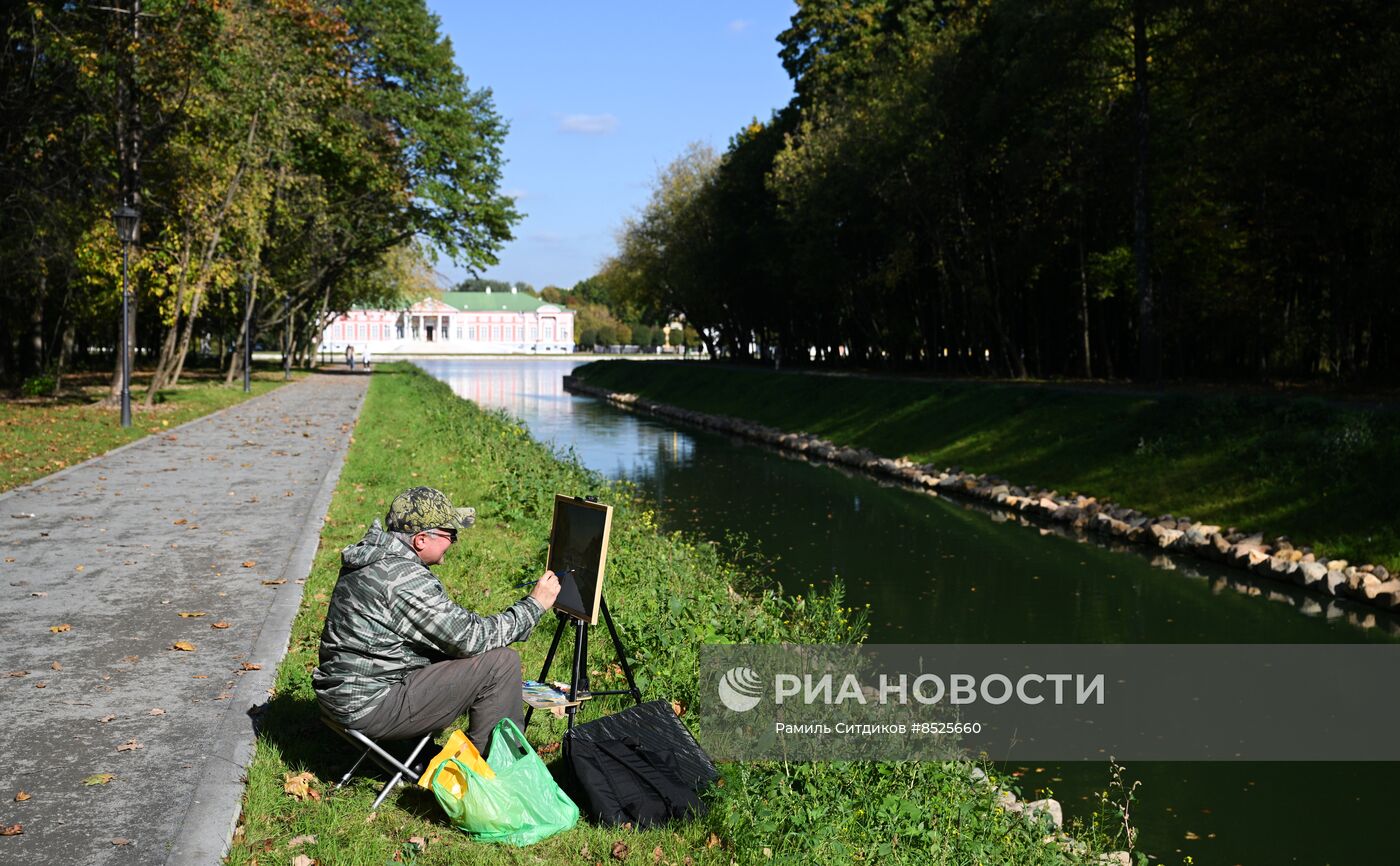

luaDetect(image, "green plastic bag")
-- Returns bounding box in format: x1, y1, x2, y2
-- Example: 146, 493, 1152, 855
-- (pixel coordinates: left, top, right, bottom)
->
430, 718, 578, 846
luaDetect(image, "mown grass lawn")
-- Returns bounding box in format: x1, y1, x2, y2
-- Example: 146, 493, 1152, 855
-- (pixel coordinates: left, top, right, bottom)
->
229, 363, 1116, 866
574, 361, 1400, 573
0, 367, 298, 493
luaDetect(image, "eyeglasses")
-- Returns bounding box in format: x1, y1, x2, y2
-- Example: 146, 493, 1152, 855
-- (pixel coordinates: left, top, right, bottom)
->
422, 528, 457, 544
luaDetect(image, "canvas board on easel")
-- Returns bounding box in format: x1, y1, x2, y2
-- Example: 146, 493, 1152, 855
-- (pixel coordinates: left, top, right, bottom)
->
546, 494, 613, 624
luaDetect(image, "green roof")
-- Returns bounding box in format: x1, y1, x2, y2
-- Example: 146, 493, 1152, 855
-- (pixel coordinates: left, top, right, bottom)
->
439, 291, 558, 313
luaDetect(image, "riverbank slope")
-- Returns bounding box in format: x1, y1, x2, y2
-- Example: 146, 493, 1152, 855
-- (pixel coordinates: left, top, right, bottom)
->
571, 361, 1399, 574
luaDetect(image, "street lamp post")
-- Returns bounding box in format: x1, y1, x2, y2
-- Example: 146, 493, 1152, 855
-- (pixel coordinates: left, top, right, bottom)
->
112, 206, 140, 427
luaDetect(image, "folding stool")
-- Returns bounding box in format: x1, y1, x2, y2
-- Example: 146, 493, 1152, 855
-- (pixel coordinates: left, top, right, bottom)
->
323, 716, 438, 810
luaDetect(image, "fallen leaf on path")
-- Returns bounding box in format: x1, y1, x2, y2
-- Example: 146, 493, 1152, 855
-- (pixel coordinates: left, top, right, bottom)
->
83, 773, 115, 786
50, 661, 61, 671
261, 578, 287, 586
407, 835, 427, 851
241, 560, 256, 568
31, 591, 45, 597
171, 641, 196, 652
111, 838, 130, 846
120, 655, 139, 664
4, 557, 14, 562
291, 855, 316, 866
211, 621, 230, 629
283, 771, 319, 801
49, 623, 71, 633
178, 611, 207, 618
14, 791, 30, 802
116, 739, 142, 752
611, 840, 630, 860
7, 671, 26, 678
191, 675, 208, 679
288, 834, 317, 849
149, 708, 165, 716
173, 519, 187, 525
74, 565, 83, 572
99, 714, 115, 723
0, 823, 21, 836
240, 663, 262, 671
34, 681, 46, 689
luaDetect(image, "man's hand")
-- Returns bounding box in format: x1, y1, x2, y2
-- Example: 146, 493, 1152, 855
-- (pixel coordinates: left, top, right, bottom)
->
530, 570, 561, 610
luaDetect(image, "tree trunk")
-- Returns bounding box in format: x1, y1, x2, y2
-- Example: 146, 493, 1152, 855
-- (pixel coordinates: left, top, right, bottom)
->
106, 0, 143, 406
1077, 230, 1093, 379
144, 235, 193, 404
166, 281, 207, 387
224, 270, 258, 385
28, 264, 46, 376
1132, 0, 1159, 382
52, 319, 76, 397
50, 271, 77, 396
105, 285, 137, 406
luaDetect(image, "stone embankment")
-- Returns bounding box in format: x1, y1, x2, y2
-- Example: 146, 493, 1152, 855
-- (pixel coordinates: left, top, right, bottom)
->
564, 376, 1398, 616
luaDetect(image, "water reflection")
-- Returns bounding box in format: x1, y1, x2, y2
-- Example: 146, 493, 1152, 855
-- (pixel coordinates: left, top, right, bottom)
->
417, 358, 695, 479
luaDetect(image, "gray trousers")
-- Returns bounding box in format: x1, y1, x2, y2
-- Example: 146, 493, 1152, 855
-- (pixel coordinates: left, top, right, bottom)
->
355, 646, 522, 756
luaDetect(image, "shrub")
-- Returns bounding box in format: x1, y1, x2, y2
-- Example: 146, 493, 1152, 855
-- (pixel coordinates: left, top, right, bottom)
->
20, 373, 56, 396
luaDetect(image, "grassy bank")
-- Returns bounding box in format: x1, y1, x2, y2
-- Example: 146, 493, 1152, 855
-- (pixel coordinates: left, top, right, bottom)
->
573, 361, 1400, 573
229, 363, 1115, 865
0, 368, 298, 493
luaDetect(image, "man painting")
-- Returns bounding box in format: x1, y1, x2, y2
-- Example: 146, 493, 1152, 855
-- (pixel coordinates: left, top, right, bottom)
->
314, 486, 560, 755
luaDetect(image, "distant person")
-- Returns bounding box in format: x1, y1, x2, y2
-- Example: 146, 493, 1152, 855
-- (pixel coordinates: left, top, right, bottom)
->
314, 486, 561, 755
345, 345, 355, 371
362, 346, 372, 370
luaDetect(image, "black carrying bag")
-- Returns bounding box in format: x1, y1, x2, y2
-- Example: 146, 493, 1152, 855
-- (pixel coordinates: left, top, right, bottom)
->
567, 736, 704, 828
564, 700, 718, 828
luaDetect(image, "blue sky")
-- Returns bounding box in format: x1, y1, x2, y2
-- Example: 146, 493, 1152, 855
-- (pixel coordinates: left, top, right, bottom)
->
430, 2, 798, 290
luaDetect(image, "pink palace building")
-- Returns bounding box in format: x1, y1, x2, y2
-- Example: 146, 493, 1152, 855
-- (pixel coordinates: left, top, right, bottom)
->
319, 289, 575, 355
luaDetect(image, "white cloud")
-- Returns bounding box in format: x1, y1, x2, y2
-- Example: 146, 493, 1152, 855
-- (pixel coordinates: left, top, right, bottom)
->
728, 19, 751, 33
557, 113, 619, 135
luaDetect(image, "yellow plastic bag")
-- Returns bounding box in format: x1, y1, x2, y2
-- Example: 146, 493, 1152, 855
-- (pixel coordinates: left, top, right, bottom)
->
418, 729, 494, 789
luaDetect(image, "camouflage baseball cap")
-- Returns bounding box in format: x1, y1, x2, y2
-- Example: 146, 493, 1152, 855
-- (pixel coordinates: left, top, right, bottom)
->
385, 486, 476, 534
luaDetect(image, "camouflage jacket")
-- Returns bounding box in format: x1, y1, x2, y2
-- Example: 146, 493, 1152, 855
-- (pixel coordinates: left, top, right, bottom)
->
313, 519, 544, 725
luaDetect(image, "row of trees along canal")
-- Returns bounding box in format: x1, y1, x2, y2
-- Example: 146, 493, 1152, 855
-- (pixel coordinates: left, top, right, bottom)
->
0, 0, 517, 399
601, 0, 1400, 382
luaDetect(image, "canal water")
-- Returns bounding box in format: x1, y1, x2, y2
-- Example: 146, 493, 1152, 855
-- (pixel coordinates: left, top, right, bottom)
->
418, 358, 1392, 865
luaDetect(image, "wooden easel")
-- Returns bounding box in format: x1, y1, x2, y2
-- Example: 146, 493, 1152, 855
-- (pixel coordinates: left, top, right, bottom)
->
524, 595, 642, 732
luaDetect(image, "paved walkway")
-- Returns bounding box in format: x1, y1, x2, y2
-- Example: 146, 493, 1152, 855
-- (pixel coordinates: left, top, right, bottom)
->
0, 371, 368, 864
